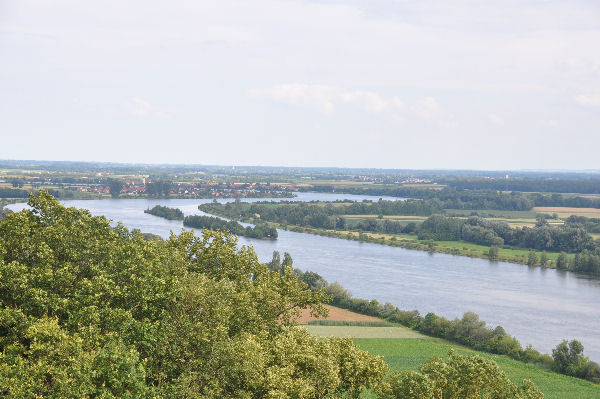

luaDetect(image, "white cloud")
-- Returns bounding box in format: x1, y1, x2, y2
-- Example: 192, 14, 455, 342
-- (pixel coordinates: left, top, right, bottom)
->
124, 97, 174, 119
248, 84, 338, 113
341, 91, 403, 113
249, 84, 403, 116
574, 94, 600, 108
488, 114, 505, 126
411, 97, 454, 127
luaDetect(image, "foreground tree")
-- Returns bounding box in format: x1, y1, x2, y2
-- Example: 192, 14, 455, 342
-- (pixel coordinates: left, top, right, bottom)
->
0, 192, 387, 398
377, 351, 543, 399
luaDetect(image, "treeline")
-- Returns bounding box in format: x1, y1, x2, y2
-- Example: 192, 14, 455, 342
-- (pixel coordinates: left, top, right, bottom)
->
200, 202, 599, 258
307, 185, 600, 210
419, 215, 596, 253
145, 180, 173, 196
564, 215, 600, 234
0, 188, 30, 198
0, 187, 64, 199
566, 250, 600, 274
444, 178, 600, 194
292, 267, 600, 384
183, 214, 278, 239
144, 205, 184, 220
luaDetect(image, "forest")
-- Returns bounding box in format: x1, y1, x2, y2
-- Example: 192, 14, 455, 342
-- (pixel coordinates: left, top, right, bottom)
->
144, 205, 185, 220
183, 214, 278, 239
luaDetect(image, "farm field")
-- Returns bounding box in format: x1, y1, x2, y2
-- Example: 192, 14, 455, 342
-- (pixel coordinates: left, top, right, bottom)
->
304, 325, 424, 339
444, 209, 538, 218
533, 206, 600, 218
294, 304, 382, 323
355, 337, 600, 399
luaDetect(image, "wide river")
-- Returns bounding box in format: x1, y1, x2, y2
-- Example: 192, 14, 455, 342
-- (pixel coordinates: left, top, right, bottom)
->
8, 192, 600, 361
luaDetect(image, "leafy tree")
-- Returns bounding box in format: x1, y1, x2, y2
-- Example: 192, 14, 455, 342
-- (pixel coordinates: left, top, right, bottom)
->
488, 245, 499, 260
556, 252, 569, 270
10, 179, 24, 188
527, 250, 537, 266
540, 251, 548, 266
551, 339, 596, 379
268, 250, 281, 272
107, 179, 123, 198
0, 192, 386, 398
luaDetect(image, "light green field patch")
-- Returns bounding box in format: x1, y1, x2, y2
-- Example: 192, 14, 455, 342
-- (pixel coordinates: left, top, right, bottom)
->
302, 325, 425, 339
355, 338, 600, 399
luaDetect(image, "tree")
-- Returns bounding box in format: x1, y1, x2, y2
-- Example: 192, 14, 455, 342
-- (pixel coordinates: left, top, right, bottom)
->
540, 251, 548, 267
0, 192, 387, 398
107, 179, 123, 198
552, 340, 587, 376
10, 179, 24, 188
527, 250, 537, 266
556, 252, 569, 270
488, 245, 499, 261
268, 250, 281, 272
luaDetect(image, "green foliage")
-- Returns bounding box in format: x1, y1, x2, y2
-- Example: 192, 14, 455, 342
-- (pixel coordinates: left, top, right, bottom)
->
540, 251, 548, 266
528, 250, 538, 266
144, 205, 184, 220
184, 214, 278, 239
107, 179, 123, 198
556, 252, 569, 270
0, 192, 386, 398
552, 340, 600, 382
419, 215, 594, 254
489, 245, 499, 260
377, 351, 544, 399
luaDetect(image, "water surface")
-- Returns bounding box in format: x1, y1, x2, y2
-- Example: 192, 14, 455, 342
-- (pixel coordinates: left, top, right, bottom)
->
8, 193, 600, 361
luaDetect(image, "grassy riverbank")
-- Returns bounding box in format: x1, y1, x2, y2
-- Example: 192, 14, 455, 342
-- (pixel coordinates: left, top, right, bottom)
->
240, 217, 573, 267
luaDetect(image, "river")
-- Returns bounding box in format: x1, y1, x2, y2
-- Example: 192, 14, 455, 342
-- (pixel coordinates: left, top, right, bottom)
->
7, 192, 600, 361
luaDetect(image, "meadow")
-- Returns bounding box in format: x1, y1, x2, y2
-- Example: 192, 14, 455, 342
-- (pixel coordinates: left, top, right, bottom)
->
300, 306, 600, 398
355, 337, 600, 399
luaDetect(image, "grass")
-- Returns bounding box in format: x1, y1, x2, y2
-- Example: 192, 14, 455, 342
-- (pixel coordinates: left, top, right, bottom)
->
306, 320, 399, 327
354, 338, 600, 399
444, 209, 538, 219
302, 325, 424, 339
533, 206, 600, 218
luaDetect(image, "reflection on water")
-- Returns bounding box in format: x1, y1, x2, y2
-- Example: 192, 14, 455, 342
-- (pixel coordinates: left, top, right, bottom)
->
7, 192, 600, 361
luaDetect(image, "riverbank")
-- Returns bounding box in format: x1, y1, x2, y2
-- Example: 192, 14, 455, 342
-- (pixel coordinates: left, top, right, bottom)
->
203, 209, 573, 269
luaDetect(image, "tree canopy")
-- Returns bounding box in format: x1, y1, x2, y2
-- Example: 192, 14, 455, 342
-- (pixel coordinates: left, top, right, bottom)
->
0, 192, 385, 398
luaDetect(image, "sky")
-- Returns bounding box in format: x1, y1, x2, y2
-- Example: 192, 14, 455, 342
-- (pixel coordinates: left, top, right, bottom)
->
1, 0, 599, 170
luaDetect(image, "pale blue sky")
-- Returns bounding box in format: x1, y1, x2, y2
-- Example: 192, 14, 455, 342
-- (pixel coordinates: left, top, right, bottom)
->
1, 0, 599, 169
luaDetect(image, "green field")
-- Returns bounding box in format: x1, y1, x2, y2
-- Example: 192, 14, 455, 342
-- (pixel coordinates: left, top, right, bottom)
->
303, 325, 424, 339
354, 338, 600, 399
444, 209, 538, 219
302, 323, 600, 398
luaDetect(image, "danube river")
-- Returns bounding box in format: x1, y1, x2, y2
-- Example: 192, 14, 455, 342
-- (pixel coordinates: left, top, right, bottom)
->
8, 192, 600, 361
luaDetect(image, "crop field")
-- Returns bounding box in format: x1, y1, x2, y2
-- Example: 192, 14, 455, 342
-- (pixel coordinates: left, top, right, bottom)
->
354, 337, 600, 399
444, 209, 538, 219
533, 206, 600, 218
303, 325, 424, 339
294, 304, 382, 324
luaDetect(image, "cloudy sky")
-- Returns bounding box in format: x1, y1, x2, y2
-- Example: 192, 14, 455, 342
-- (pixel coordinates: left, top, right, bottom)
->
1, 0, 599, 169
